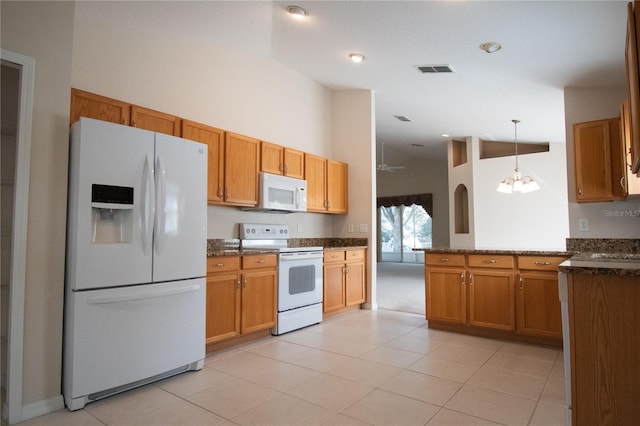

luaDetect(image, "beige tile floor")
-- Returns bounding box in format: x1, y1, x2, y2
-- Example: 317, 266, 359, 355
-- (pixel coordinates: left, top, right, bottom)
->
20, 309, 567, 426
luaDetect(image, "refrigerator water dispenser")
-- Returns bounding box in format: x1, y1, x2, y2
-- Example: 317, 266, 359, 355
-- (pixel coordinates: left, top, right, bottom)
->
91, 184, 134, 244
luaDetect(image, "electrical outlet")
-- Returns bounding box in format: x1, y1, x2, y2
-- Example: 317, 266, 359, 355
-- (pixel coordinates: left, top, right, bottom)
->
348, 224, 355, 233
578, 219, 589, 232
296, 223, 302, 233
359, 224, 368, 233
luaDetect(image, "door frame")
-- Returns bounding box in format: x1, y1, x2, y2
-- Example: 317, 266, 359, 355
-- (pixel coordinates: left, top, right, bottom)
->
1, 48, 35, 425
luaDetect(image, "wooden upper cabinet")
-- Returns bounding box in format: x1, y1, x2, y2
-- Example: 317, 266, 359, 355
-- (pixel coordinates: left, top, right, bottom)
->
621, 100, 640, 197
260, 142, 305, 179
130, 105, 181, 136
224, 132, 260, 206
283, 148, 305, 179
574, 118, 615, 202
626, 1, 640, 175
327, 160, 348, 214
260, 141, 284, 175
70, 88, 130, 126
182, 120, 225, 203
305, 153, 328, 212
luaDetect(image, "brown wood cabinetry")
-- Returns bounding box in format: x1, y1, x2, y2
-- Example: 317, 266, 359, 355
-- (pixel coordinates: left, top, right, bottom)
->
205, 255, 276, 349
260, 142, 305, 179
568, 272, 640, 425
626, 1, 640, 175
181, 120, 225, 203
70, 88, 130, 126
467, 255, 515, 331
130, 105, 181, 136
223, 132, 260, 206
573, 118, 623, 202
323, 249, 366, 314
305, 154, 348, 214
424, 251, 565, 345
424, 254, 466, 324
70, 88, 181, 136
516, 256, 566, 339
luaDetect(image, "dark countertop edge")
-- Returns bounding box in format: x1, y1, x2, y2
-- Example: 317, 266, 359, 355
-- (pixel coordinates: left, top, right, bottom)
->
208, 246, 368, 257
413, 248, 573, 256
559, 253, 640, 275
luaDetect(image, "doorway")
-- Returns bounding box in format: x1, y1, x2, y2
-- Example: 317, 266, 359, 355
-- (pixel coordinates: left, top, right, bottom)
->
378, 203, 431, 263
1, 49, 35, 425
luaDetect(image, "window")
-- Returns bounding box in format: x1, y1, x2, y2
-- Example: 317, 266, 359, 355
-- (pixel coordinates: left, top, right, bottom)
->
379, 204, 431, 263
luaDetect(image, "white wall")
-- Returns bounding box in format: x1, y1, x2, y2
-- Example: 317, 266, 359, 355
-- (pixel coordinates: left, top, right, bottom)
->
1, 0, 74, 414
72, 3, 339, 239
565, 87, 640, 238
448, 135, 570, 250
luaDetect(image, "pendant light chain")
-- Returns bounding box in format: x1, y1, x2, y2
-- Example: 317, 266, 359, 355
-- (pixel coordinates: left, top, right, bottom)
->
513, 119, 520, 172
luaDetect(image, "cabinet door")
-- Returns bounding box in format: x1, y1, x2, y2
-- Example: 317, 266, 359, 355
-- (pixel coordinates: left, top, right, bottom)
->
626, 1, 640, 175
206, 273, 240, 344
621, 100, 640, 196
241, 270, 276, 334
305, 154, 327, 212
70, 88, 130, 126
516, 272, 562, 339
468, 270, 515, 331
323, 262, 345, 312
224, 132, 260, 206
130, 105, 181, 136
574, 119, 614, 202
284, 148, 305, 179
425, 267, 466, 324
182, 120, 225, 203
327, 160, 348, 214
345, 260, 365, 306
261, 141, 284, 175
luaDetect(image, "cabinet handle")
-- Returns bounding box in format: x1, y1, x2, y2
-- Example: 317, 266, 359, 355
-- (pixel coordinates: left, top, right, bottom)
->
620, 176, 626, 190
460, 272, 465, 286
242, 277, 247, 289
214, 263, 225, 267
534, 261, 551, 266
519, 276, 524, 290
440, 257, 449, 262
132, 119, 136, 127
482, 259, 497, 264
578, 184, 583, 196
217, 187, 224, 198
236, 278, 241, 289
255, 259, 265, 264
469, 273, 473, 286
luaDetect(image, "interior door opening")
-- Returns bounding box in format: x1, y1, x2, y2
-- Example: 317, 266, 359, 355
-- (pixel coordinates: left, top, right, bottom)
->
378, 203, 431, 264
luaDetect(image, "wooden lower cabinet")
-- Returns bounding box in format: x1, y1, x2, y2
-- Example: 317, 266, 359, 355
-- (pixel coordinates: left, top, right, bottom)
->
569, 273, 640, 425
206, 255, 276, 347
425, 251, 566, 345
323, 248, 366, 314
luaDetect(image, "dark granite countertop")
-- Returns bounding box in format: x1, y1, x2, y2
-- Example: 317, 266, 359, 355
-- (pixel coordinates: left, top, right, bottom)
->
414, 248, 572, 256
559, 253, 640, 276
207, 238, 368, 257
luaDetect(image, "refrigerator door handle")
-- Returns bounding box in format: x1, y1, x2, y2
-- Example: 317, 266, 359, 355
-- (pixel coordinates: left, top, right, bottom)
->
154, 155, 168, 254
141, 154, 155, 256
86, 284, 201, 305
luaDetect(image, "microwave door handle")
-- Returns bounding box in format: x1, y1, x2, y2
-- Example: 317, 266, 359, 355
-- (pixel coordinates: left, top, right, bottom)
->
295, 187, 300, 209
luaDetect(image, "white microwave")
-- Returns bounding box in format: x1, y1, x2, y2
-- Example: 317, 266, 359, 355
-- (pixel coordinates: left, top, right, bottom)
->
251, 172, 307, 213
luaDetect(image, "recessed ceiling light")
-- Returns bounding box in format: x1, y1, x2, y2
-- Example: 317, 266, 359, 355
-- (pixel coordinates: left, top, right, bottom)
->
441, 133, 450, 138
411, 143, 425, 147
394, 115, 412, 122
349, 53, 365, 63
286, 5, 309, 19
479, 42, 502, 53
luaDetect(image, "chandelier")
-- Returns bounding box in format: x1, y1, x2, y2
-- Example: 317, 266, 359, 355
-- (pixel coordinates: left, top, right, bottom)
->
496, 120, 540, 194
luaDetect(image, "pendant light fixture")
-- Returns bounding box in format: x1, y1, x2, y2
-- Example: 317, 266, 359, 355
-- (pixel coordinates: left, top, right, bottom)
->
496, 120, 540, 194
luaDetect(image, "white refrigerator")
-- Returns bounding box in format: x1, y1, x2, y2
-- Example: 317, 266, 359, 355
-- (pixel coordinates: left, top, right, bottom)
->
63, 118, 207, 410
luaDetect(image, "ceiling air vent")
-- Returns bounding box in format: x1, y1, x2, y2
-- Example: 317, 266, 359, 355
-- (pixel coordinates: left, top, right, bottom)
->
393, 115, 412, 122
415, 64, 456, 74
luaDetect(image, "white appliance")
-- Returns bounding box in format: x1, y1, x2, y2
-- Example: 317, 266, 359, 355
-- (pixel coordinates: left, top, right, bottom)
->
239, 223, 323, 334
558, 270, 572, 425
63, 118, 207, 411
244, 172, 307, 213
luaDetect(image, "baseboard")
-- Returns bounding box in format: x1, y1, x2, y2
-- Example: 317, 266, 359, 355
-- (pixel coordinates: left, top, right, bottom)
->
21, 394, 65, 423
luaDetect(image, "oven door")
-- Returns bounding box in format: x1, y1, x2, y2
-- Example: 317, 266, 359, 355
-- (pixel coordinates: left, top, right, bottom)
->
278, 251, 323, 311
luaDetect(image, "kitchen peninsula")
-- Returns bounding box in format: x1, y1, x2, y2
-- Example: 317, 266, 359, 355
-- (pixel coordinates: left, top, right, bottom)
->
415, 247, 571, 347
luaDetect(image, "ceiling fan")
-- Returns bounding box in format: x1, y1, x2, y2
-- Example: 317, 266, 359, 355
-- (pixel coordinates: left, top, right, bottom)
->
377, 143, 405, 172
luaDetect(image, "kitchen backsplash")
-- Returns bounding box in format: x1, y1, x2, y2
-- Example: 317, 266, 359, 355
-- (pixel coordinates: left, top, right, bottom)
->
566, 238, 640, 253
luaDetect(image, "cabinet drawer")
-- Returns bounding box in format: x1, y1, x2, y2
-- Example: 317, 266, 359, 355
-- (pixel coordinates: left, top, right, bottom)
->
242, 254, 277, 269
468, 254, 515, 269
425, 253, 465, 267
207, 256, 240, 273
518, 255, 568, 271
346, 249, 365, 261
324, 250, 346, 263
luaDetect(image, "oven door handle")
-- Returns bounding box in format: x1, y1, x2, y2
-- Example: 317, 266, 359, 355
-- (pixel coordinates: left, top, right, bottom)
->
279, 252, 324, 261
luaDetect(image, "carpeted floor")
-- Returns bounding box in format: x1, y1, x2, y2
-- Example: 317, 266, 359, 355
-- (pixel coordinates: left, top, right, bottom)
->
376, 262, 425, 315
